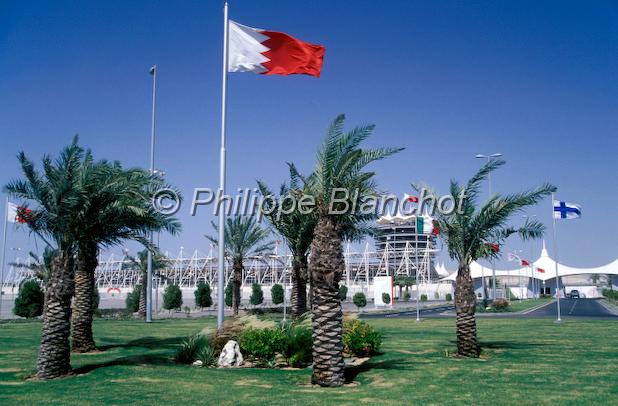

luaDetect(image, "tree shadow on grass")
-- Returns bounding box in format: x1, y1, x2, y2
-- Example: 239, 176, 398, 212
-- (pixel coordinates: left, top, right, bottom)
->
72, 353, 174, 375
344, 357, 411, 383
478, 341, 548, 350
97, 336, 185, 351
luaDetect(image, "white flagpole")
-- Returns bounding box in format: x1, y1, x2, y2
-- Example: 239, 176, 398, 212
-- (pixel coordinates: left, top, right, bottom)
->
0, 196, 9, 319
551, 193, 562, 322
217, 1, 230, 329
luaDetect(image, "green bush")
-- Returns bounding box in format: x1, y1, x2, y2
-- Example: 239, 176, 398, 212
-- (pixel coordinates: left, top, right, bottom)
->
403, 291, 411, 302
196, 345, 218, 367
13, 280, 44, 318
603, 288, 618, 301
339, 285, 348, 301
382, 292, 391, 305
239, 327, 286, 361
343, 319, 382, 357
353, 292, 367, 311
445, 293, 453, 302
250, 283, 264, 306
280, 321, 313, 367
225, 283, 233, 307
175, 334, 209, 364
194, 282, 213, 309
125, 285, 141, 312
163, 284, 183, 311
420, 293, 428, 302
271, 283, 284, 305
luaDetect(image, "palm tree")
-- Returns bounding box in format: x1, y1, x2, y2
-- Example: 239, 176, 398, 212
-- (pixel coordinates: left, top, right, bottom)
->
207, 216, 273, 316
293, 114, 403, 387
5, 137, 86, 379
257, 169, 317, 318
71, 161, 181, 352
421, 159, 555, 357
9, 247, 57, 285
124, 249, 170, 317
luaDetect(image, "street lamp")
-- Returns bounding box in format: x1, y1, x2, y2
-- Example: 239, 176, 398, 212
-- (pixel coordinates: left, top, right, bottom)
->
476, 153, 502, 299
146, 64, 158, 323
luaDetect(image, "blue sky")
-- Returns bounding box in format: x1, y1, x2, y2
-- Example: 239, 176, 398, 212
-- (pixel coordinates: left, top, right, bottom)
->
1, 0, 617, 270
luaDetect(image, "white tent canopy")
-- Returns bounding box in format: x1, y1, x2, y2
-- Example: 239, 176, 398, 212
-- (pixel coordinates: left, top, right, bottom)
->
440, 241, 618, 282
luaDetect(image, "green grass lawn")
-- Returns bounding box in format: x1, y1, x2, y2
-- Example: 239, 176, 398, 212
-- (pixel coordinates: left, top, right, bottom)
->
507, 298, 552, 312
1, 316, 617, 405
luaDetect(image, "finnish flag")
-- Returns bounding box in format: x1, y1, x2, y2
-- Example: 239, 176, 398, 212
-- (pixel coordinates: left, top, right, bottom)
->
553, 200, 581, 219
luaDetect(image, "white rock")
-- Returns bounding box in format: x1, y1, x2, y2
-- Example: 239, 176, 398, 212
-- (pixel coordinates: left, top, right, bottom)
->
192, 360, 203, 366
218, 340, 243, 368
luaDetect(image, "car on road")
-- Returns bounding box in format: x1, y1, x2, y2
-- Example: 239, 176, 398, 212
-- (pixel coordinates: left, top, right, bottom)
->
569, 289, 580, 299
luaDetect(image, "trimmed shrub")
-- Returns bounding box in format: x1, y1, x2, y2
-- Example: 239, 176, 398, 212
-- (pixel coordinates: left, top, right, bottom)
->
403, 291, 411, 302
339, 285, 348, 301
224, 283, 233, 307
445, 293, 453, 302
492, 298, 510, 311
343, 319, 382, 357
250, 283, 264, 306
420, 293, 428, 302
194, 282, 213, 309
239, 327, 286, 361
125, 285, 141, 312
175, 334, 209, 364
271, 283, 284, 305
353, 292, 367, 311
382, 292, 391, 305
13, 280, 44, 318
92, 288, 100, 313
163, 284, 183, 311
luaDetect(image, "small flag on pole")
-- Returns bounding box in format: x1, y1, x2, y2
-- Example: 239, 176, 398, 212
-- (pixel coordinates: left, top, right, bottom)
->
404, 193, 419, 203
537, 267, 545, 273
553, 200, 581, 219
228, 20, 325, 77
521, 259, 530, 267
6, 202, 18, 223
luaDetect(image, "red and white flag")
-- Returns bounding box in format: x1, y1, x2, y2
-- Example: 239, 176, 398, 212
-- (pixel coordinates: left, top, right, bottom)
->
537, 267, 545, 273
521, 259, 530, 267
228, 20, 325, 77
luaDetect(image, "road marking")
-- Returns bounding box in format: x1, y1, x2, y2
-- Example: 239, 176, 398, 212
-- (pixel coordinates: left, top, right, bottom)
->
568, 300, 577, 315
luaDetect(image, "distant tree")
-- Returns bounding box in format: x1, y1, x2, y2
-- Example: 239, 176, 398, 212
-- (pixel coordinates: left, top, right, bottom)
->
338, 285, 348, 301
353, 292, 367, 312
13, 280, 44, 318
194, 282, 213, 310
271, 284, 284, 305
163, 284, 183, 312
250, 283, 264, 306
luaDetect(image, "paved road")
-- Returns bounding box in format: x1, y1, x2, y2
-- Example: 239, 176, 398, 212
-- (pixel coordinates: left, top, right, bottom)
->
361, 299, 618, 319
526, 298, 618, 318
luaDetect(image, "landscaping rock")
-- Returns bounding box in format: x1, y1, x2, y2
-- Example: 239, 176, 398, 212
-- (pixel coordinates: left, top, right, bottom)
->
192, 360, 203, 366
218, 340, 243, 368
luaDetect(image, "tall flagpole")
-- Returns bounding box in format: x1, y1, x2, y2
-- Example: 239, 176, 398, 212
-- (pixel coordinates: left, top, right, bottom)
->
551, 193, 562, 322
217, 1, 230, 329
0, 196, 9, 319
146, 64, 157, 323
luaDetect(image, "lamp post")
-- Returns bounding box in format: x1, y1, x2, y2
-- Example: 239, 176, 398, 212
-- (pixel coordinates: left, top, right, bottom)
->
146, 65, 157, 323
476, 153, 502, 299
522, 214, 537, 299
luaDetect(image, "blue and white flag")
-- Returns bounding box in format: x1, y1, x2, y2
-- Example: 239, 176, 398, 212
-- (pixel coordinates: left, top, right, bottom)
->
553, 200, 581, 219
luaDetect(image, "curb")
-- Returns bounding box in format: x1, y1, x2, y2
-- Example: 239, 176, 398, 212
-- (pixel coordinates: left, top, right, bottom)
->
598, 299, 618, 316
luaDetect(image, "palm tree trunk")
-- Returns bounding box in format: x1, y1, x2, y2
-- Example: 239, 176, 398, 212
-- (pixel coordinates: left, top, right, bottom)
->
71, 242, 98, 353
455, 262, 480, 357
138, 271, 147, 318
37, 249, 75, 379
291, 254, 308, 318
310, 216, 345, 387
232, 259, 242, 316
